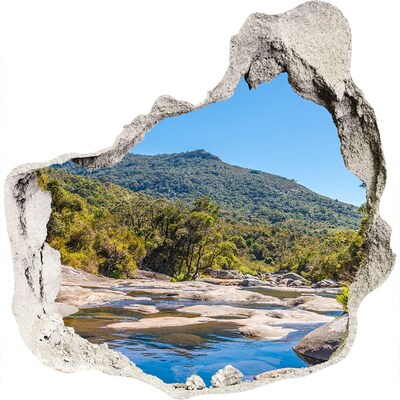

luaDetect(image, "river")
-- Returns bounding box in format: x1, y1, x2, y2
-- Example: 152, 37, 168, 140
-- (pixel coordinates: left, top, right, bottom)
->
64, 288, 341, 384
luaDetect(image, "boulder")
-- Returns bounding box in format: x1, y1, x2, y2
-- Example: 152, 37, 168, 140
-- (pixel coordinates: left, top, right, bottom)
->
288, 279, 304, 287
313, 279, 339, 288
211, 365, 244, 387
206, 269, 244, 280
240, 274, 268, 287
282, 272, 306, 282
293, 314, 348, 365
185, 375, 206, 390
280, 278, 294, 287
241, 278, 261, 287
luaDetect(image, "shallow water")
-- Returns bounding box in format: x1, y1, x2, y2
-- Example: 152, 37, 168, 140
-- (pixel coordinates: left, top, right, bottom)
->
64, 290, 327, 385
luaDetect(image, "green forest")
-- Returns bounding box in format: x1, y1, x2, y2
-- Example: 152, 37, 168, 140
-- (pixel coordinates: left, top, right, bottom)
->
37, 166, 366, 284
60, 150, 361, 234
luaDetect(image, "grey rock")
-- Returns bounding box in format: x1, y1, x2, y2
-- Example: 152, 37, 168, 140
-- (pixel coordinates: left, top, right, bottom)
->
206, 268, 244, 280
241, 278, 263, 287
185, 375, 206, 390
211, 365, 244, 387
293, 314, 349, 365
313, 279, 339, 288
282, 272, 306, 282
280, 278, 295, 287
288, 279, 304, 287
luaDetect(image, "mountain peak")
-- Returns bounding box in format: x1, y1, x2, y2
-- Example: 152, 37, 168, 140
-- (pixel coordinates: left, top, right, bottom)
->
57, 150, 361, 232
180, 149, 221, 161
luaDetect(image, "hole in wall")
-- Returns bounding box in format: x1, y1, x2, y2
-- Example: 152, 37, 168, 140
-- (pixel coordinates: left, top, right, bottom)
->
36, 72, 367, 386
6, 2, 394, 396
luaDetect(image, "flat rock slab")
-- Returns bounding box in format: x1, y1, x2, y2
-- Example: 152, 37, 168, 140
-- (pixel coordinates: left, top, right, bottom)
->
177, 288, 279, 303
178, 304, 334, 327
177, 304, 257, 319
122, 304, 159, 314
284, 295, 342, 313
57, 285, 132, 308
239, 325, 295, 340
176, 304, 334, 341
107, 316, 214, 330
61, 265, 112, 287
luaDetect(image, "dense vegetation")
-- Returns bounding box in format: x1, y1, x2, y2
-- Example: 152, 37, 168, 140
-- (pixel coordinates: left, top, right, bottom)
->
57, 150, 361, 234
37, 167, 366, 283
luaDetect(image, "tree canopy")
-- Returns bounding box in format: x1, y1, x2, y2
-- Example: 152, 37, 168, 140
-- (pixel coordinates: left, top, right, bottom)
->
37, 167, 366, 283
56, 150, 362, 234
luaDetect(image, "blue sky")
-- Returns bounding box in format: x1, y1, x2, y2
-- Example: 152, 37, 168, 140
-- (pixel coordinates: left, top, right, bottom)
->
131, 73, 365, 206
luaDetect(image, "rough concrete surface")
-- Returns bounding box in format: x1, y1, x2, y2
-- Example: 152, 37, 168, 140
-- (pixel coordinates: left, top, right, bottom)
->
4, 1, 395, 398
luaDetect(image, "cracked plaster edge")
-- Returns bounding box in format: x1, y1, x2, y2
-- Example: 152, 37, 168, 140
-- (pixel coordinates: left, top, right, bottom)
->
3, 1, 396, 398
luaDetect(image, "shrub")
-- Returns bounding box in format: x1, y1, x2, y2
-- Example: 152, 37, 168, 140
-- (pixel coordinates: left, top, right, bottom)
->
336, 286, 349, 313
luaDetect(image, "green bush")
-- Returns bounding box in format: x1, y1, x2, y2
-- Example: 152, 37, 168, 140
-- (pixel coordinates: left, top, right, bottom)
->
336, 286, 349, 313
38, 167, 366, 283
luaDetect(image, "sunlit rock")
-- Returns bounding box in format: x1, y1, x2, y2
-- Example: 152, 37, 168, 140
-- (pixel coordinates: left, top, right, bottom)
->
211, 365, 244, 387
185, 375, 206, 390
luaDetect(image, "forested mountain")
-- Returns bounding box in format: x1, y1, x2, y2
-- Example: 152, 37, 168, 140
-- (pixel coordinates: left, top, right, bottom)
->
56, 149, 361, 233
37, 168, 366, 282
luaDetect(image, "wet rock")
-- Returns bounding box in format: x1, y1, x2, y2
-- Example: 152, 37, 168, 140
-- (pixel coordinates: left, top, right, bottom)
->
238, 325, 295, 340
160, 333, 203, 346
211, 365, 244, 387
293, 314, 348, 364
122, 304, 159, 314
107, 316, 213, 330
177, 304, 255, 318
185, 375, 206, 390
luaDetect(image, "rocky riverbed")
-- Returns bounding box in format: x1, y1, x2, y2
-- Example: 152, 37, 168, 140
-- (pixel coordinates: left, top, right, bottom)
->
57, 265, 345, 385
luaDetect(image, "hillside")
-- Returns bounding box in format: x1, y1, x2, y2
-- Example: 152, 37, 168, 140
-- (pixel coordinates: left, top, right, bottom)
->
55, 149, 361, 233
37, 168, 366, 282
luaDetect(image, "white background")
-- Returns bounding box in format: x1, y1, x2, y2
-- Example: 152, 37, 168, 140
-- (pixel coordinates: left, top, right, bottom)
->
1, 1, 399, 399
